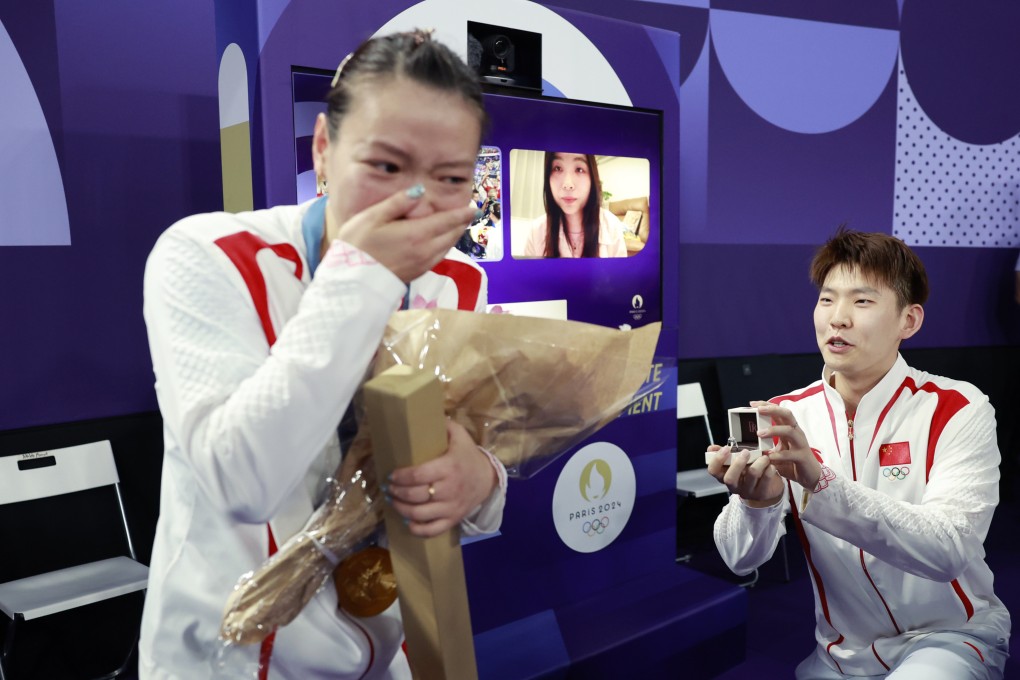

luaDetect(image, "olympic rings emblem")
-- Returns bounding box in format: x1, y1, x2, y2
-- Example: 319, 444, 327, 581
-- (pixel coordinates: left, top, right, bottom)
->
582, 516, 610, 536
882, 466, 910, 481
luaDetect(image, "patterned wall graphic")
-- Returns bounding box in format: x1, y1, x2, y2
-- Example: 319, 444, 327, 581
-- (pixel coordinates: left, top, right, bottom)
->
548, 0, 1020, 250
545, 0, 1018, 358
893, 58, 1019, 248
895, 1, 1020, 248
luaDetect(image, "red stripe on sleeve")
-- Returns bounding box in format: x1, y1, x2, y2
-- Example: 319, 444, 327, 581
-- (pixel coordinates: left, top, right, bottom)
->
951, 579, 975, 620
214, 231, 304, 347
868, 377, 968, 481
963, 641, 984, 662
770, 384, 824, 404
430, 259, 482, 311
919, 383, 969, 483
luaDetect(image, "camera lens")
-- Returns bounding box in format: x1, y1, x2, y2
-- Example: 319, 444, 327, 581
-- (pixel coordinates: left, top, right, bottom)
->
492, 36, 511, 59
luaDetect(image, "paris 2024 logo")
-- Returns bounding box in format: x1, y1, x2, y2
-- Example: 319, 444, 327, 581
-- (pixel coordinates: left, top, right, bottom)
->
552, 442, 636, 553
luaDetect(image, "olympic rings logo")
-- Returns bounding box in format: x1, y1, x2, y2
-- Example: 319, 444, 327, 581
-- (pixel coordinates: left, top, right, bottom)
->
882, 466, 910, 481
582, 517, 610, 536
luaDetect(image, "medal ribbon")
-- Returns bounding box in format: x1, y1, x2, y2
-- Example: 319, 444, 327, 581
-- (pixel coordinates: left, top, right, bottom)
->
302, 196, 410, 306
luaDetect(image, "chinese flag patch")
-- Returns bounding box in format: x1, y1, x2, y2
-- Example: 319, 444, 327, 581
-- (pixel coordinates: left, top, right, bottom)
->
879, 442, 911, 466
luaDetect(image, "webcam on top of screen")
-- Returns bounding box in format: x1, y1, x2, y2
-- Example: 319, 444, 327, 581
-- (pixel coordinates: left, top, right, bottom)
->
705, 407, 771, 465
467, 21, 542, 92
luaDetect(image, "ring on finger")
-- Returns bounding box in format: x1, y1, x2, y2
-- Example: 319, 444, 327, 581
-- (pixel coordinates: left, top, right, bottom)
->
427, 483, 436, 500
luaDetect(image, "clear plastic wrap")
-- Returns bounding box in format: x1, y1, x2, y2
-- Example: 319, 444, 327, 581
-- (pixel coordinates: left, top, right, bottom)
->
220, 309, 663, 648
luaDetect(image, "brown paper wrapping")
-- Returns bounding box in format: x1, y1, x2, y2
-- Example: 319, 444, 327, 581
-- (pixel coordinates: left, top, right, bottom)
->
377, 311, 661, 477
220, 310, 661, 648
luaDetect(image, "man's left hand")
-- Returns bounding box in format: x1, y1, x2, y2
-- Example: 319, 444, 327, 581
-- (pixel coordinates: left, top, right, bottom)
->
753, 401, 822, 491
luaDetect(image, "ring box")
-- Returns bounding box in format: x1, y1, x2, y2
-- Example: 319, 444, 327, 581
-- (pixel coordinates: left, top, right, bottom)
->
705, 407, 772, 465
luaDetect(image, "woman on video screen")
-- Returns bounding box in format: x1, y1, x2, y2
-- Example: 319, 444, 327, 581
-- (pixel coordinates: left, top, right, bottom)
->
523, 152, 627, 258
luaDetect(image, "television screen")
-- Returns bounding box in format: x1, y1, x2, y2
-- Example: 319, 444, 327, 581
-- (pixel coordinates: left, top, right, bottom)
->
292, 69, 662, 330
508, 149, 650, 259
457, 145, 504, 262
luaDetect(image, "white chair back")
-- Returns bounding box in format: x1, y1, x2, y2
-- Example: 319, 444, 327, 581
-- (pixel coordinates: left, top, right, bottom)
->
0, 441, 120, 505
677, 382, 714, 443
677, 383, 708, 420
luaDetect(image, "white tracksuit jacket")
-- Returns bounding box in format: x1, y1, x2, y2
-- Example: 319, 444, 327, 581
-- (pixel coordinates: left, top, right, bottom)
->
139, 201, 505, 679
715, 355, 1010, 676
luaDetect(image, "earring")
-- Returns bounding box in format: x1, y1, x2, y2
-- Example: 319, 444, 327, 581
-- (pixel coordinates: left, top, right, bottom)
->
316, 172, 328, 197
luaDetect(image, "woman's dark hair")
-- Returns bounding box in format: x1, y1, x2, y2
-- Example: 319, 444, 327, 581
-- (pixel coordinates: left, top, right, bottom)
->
810, 225, 929, 308
325, 29, 489, 140
542, 152, 602, 258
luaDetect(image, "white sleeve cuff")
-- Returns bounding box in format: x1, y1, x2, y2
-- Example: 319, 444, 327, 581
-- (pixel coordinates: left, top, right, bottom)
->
460, 447, 507, 536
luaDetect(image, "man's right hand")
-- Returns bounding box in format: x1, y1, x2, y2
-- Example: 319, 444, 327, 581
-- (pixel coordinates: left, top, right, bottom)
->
707, 445, 785, 508
336, 185, 475, 284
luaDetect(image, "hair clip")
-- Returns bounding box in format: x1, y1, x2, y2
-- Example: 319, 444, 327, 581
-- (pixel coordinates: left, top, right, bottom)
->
412, 27, 436, 46
330, 51, 356, 88
331, 28, 436, 88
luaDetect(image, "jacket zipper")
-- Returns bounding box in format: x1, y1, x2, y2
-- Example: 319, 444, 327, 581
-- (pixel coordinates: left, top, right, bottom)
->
847, 415, 856, 481
852, 408, 901, 637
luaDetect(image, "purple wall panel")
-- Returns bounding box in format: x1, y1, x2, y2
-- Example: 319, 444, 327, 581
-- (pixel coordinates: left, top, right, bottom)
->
0, 2, 63, 160
706, 45, 899, 246
1, 0, 1017, 431
677, 244, 1020, 358
710, 0, 899, 29
900, 1, 1020, 146
253, 0, 401, 210
0, 0, 222, 430
542, 1, 1019, 358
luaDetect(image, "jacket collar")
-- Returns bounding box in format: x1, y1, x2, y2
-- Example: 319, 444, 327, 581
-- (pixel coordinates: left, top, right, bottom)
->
820, 353, 908, 424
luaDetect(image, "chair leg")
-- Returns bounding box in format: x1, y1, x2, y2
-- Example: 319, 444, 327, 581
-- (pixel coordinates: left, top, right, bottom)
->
93, 626, 140, 680
0, 616, 16, 680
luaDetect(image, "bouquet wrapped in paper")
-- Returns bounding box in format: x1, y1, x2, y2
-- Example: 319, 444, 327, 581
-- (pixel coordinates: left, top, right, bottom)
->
220, 309, 662, 646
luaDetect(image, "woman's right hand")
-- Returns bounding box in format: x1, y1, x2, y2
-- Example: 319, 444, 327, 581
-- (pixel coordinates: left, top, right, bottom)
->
335, 185, 476, 283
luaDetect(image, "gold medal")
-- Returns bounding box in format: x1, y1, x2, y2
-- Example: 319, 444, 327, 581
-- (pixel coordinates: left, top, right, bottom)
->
334, 546, 398, 618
